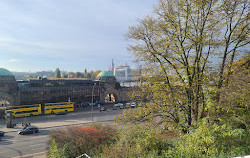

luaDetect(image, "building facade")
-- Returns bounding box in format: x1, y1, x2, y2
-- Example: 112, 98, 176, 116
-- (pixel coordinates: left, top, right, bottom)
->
0, 68, 19, 106
113, 63, 133, 82
0, 69, 131, 106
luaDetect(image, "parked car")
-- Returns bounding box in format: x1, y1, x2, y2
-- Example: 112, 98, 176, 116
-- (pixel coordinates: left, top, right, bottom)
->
100, 106, 107, 111
131, 102, 136, 108
0, 131, 4, 137
55, 110, 67, 115
18, 126, 39, 135
113, 104, 120, 110
112, 105, 118, 110
125, 103, 131, 108
118, 103, 124, 109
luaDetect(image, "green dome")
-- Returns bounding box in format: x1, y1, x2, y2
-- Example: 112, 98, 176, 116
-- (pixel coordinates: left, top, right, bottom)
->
0, 68, 13, 76
97, 71, 114, 77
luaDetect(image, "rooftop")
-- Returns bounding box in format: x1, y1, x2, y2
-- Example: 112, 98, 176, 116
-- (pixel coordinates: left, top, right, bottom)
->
97, 71, 114, 77
0, 68, 13, 76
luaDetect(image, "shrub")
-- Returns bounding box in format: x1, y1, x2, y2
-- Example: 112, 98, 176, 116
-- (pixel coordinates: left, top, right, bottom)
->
101, 124, 170, 158
49, 123, 118, 158
165, 119, 250, 158
49, 138, 64, 158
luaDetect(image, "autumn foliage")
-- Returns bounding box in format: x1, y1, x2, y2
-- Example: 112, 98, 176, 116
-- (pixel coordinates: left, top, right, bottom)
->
49, 123, 117, 158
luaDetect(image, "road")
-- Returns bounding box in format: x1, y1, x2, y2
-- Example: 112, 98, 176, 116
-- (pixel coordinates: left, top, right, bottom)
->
0, 130, 50, 158
0, 107, 122, 158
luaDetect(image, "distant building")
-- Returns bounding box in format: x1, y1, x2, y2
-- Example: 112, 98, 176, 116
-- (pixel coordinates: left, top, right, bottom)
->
113, 63, 133, 82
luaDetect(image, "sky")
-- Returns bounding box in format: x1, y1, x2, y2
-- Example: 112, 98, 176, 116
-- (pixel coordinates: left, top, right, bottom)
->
0, 0, 157, 72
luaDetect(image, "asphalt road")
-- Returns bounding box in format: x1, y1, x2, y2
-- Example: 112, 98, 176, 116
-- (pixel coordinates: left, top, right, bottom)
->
0, 107, 122, 158
0, 129, 50, 158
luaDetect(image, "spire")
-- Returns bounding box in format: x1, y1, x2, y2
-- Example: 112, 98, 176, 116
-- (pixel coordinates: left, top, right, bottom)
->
112, 59, 114, 70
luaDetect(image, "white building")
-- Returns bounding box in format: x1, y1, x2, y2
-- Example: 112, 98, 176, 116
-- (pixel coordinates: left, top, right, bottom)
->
113, 63, 133, 82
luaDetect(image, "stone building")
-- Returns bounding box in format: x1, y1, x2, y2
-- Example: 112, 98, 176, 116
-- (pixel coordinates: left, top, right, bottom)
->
0, 68, 19, 106
0, 68, 131, 107
97, 71, 131, 103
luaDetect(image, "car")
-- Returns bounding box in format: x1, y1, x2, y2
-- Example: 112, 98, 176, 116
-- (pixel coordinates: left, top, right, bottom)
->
18, 126, 39, 135
112, 105, 118, 110
118, 103, 124, 109
55, 110, 67, 115
100, 106, 107, 111
113, 104, 120, 110
131, 102, 136, 108
125, 103, 131, 108
0, 131, 4, 137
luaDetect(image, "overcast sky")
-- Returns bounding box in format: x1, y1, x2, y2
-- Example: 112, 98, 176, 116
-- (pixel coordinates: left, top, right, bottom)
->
0, 0, 157, 72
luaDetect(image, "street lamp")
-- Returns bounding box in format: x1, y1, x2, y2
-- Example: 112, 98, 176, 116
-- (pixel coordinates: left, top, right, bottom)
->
91, 83, 96, 121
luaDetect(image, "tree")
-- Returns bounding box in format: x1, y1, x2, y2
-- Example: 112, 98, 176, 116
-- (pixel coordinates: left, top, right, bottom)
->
76, 72, 84, 78
54, 68, 61, 78
68, 72, 75, 78
84, 69, 88, 77
216, 0, 249, 103
61, 73, 68, 78
120, 0, 249, 127
95, 70, 102, 76
89, 70, 94, 78
218, 56, 249, 127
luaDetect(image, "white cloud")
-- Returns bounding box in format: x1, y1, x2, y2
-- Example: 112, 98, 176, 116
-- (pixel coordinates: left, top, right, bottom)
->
8, 59, 22, 62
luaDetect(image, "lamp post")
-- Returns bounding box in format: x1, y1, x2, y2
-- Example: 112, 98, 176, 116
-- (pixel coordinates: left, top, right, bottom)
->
91, 83, 96, 121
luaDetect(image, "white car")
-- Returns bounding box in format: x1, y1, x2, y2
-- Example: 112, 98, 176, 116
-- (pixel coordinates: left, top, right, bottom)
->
130, 102, 136, 108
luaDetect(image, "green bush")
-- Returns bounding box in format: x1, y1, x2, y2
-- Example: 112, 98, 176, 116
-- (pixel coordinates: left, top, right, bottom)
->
165, 119, 249, 158
101, 124, 170, 158
49, 138, 64, 158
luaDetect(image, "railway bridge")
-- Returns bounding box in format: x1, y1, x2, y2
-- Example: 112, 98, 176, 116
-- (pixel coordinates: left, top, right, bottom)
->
0, 68, 132, 107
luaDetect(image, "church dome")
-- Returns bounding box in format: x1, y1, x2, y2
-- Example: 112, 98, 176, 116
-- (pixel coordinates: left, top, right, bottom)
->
0, 68, 13, 76
97, 71, 114, 77
96, 71, 116, 81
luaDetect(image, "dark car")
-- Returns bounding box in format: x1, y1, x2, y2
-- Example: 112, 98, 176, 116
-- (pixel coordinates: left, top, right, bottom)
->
18, 126, 39, 135
100, 106, 107, 111
112, 105, 118, 110
113, 104, 119, 110
55, 111, 67, 115
0, 131, 4, 137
